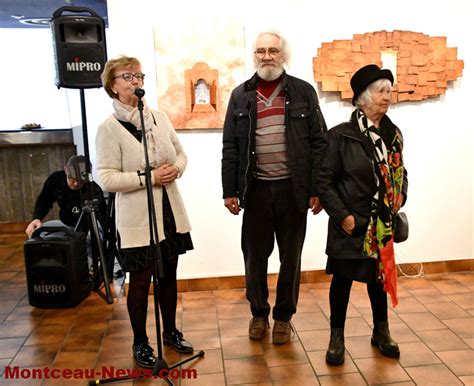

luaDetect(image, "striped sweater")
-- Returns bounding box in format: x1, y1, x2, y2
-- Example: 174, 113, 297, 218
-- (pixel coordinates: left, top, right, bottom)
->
255, 80, 290, 180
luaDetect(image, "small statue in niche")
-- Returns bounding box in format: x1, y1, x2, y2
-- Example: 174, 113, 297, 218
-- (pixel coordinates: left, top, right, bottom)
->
184, 62, 219, 113
194, 79, 210, 105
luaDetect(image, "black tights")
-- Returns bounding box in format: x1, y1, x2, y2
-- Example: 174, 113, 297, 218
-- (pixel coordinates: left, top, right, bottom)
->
127, 257, 178, 345
329, 274, 388, 329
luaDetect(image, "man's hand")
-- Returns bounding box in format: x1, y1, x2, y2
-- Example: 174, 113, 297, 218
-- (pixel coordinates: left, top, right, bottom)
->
224, 197, 241, 215
26, 219, 42, 238
153, 164, 179, 186
340, 215, 355, 235
309, 196, 323, 215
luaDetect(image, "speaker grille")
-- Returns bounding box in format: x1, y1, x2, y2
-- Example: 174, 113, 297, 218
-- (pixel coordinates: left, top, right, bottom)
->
51, 15, 107, 89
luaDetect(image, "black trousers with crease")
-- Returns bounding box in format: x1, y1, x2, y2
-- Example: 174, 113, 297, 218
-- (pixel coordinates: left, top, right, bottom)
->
242, 179, 307, 322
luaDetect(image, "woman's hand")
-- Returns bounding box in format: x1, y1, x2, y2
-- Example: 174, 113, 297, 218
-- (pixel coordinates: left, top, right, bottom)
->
152, 164, 179, 186
26, 219, 42, 238
340, 215, 355, 235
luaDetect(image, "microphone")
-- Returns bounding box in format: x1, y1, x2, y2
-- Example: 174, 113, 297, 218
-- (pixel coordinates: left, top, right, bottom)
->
134, 88, 145, 98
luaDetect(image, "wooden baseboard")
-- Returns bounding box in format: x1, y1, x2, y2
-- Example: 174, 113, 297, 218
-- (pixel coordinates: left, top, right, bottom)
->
128, 260, 474, 295
2, 223, 472, 294
174, 259, 473, 293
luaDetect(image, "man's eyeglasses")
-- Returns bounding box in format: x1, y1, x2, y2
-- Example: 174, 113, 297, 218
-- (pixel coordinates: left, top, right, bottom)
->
113, 72, 145, 82
254, 47, 281, 58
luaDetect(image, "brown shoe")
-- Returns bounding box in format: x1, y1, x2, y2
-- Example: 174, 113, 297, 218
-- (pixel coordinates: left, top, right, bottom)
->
272, 320, 293, 345
249, 317, 269, 340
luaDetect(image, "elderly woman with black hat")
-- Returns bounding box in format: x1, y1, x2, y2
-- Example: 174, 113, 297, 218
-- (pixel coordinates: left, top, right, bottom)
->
316, 64, 408, 366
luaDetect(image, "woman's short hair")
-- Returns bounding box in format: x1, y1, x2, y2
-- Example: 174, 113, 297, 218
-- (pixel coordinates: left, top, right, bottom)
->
101, 56, 141, 99
355, 78, 392, 108
253, 30, 291, 65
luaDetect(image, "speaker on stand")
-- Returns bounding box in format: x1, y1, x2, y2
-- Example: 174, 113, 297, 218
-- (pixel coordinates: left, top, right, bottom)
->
51, 6, 106, 89
48, 6, 114, 304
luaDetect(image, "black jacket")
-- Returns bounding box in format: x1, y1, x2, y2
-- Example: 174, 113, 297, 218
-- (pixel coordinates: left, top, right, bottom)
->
33, 170, 106, 228
316, 111, 408, 259
221, 72, 327, 212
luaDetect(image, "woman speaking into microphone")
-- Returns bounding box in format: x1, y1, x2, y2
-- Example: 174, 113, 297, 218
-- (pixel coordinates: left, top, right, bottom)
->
95, 56, 194, 368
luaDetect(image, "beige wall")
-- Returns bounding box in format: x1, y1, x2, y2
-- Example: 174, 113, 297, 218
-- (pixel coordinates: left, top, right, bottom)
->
1, 0, 472, 279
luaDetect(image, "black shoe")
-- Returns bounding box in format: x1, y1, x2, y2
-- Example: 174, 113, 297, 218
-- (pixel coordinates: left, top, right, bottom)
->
132, 342, 157, 369
326, 328, 345, 366
371, 321, 400, 358
163, 330, 193, 354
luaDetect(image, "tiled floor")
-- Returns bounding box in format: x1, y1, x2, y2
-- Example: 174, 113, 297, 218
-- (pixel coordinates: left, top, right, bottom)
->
0, 231, 473, 385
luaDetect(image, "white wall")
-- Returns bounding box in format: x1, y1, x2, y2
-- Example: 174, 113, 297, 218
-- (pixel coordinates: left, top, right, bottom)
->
1, 0, 472, 279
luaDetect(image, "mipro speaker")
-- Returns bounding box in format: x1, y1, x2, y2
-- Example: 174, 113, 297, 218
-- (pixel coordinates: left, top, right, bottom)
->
51, 6, 107, 89
24, 226, 91, 308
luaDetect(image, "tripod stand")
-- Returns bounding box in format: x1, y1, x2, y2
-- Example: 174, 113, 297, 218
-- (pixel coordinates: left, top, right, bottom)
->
89, 88, 204, 385
74, 88, 113, 304
74, 197, 113, 304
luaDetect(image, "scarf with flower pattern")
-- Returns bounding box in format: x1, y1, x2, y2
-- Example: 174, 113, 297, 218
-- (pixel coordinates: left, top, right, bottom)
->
356, 109, 404, 307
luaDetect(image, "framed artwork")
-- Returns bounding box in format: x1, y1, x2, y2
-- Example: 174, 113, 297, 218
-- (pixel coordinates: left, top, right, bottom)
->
153, 19, 245, 129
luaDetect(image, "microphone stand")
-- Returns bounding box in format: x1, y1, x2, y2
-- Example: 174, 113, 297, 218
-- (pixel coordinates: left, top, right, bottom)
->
89, 88, 204, 386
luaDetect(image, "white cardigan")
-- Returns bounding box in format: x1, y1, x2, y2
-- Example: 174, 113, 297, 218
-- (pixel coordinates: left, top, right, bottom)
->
95, 110, 191, 248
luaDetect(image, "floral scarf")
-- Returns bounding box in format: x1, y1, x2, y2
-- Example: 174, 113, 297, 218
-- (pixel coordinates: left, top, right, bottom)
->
356, 109, 404, 307
112, 98, 170, 169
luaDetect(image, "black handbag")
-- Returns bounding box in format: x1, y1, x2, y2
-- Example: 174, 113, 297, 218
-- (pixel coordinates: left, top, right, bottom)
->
394, 212, 409, 243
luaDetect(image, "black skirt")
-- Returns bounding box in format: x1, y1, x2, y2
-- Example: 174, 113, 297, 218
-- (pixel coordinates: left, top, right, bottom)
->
326, 256, 378, 284
117, 188, 193, 272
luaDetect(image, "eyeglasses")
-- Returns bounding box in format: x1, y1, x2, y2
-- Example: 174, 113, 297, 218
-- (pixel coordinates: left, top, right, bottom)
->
254, 47, 281, 58
113, 72, 145, 82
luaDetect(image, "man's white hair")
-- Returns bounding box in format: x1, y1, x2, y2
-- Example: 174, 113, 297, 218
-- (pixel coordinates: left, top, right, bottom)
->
253, 30, 291, 66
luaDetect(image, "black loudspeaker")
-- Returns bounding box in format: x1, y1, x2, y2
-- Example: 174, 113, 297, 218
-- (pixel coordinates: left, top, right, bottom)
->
51, 6, 107, 89
24, 226, 91, 308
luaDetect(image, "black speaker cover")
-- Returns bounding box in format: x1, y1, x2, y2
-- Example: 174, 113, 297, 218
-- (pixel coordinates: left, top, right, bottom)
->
24, 226, 91, 308
51, 7, 107, 89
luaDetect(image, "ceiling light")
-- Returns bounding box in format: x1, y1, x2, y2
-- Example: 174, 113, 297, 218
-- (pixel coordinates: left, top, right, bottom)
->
18, 17, 51, 26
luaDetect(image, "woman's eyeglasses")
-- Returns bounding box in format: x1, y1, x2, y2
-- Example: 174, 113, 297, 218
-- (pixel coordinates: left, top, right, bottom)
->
113, 72, 145, 82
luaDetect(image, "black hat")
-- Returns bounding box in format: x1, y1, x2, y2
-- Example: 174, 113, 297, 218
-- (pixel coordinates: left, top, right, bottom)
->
350, 64, 394, 105
66, 155, 90, 180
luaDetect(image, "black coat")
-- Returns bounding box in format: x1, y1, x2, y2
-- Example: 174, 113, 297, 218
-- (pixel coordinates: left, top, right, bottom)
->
221, 72, 327, 212
316, 111, 408, 260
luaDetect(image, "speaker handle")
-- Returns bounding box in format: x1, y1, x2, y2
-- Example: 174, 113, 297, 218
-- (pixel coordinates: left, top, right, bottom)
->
52, 6, 101, 19
32, 226, 74, 239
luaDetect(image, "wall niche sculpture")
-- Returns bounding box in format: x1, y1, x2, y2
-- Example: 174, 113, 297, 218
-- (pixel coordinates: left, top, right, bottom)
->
313, 30, 464, 103
185, 62, 218, 113
153, 20, 244, 129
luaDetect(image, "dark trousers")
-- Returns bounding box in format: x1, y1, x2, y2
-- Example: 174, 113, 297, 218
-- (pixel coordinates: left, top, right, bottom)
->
242, 179, 307, 322
329, 274, 388, 328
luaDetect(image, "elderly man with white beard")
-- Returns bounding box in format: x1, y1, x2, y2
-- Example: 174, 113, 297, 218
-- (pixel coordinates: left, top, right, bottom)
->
221, 30, 328, 344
